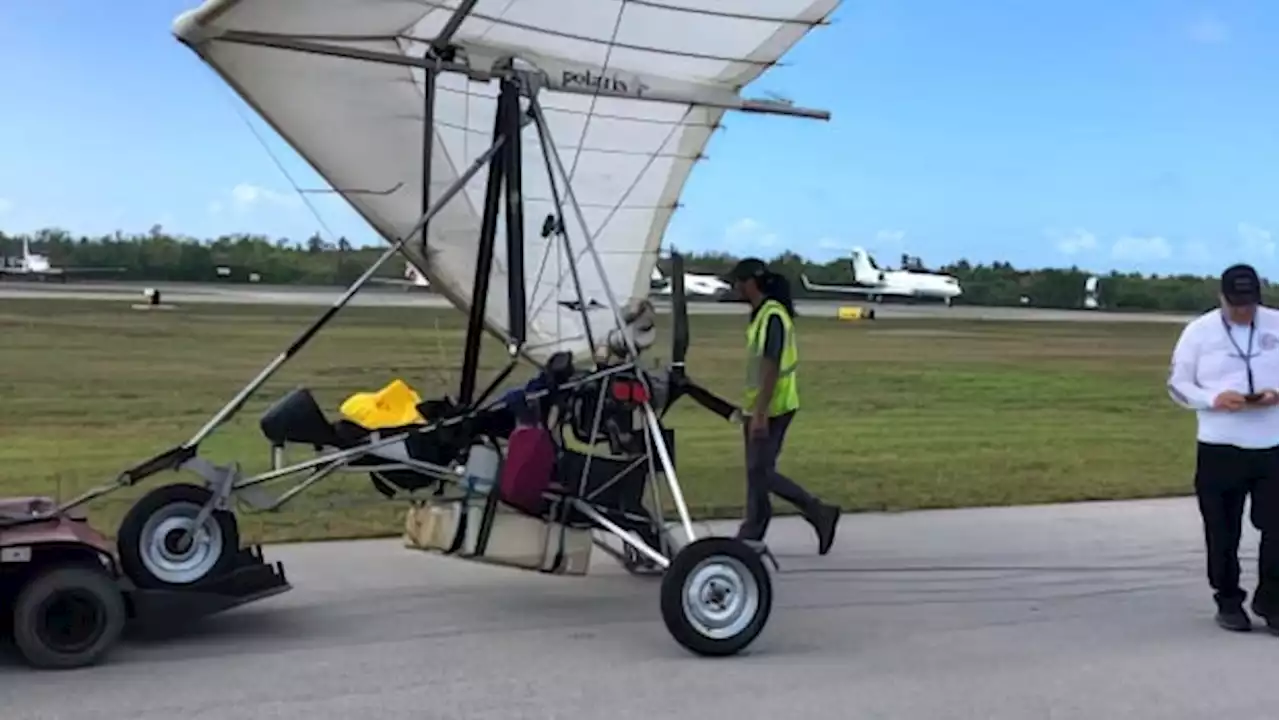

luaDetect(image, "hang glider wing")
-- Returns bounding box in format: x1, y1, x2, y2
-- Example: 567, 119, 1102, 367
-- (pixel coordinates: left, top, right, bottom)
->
173, 0, 838, 361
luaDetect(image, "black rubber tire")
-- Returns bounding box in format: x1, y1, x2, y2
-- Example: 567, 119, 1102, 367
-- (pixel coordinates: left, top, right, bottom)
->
659, 537, 773, 657
12, 564, 126, 670
117, 483, 240, 590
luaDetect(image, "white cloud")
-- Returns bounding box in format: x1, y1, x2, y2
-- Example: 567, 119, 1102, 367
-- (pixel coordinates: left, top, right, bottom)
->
724, 217, 778, 248
209, 183, 302, 216
1236, 222, 1276, 257
0, 198, 12, 215
1111, 235, 1172, 262
230, 183, 300, 210
1182, 239, 1213, 266
874, 229, 905, 246
1186, 15, 1229, 44
1047, 227, 1098, 256
817, 237, 845, 251
725, 217, 761, 238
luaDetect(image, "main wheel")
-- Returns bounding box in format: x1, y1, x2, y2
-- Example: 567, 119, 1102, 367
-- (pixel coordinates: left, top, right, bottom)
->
12, 564, 126, 670
659, 537, 773, 657
117, 483, 240, 589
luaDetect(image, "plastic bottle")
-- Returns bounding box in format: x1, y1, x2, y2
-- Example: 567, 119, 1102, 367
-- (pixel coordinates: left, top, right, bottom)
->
463, 443, 500, 496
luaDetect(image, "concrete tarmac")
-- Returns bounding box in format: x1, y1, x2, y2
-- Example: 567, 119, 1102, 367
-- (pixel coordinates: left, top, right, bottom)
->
0, 280, 1194, 323
2, 499, 1274, 720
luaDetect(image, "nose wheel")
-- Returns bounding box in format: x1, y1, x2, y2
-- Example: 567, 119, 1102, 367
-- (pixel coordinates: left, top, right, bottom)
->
660, 537, 773, 657
116, 483, 240, 589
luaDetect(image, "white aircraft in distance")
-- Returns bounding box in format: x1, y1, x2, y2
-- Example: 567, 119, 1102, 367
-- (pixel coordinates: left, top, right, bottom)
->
1083, 275, 1101, 309
369, 261, 432, 290
799, 246, 963, 306
650, 266, 733, 300
0, 237, 125, 281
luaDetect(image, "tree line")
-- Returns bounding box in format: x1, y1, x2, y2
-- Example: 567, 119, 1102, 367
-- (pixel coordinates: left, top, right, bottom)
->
2, 226, 1273, 313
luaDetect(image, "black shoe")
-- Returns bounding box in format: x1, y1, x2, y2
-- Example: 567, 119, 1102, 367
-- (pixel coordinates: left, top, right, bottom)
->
1215, 605, 1253, 632
1249, 595, 1278, 636
808, 503, 841, 556
1263, 619, 1278, 637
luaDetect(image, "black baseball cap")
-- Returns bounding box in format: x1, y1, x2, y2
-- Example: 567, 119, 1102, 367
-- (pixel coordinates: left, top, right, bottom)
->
1221, 263, 1262, 306
724, 257, 769, 283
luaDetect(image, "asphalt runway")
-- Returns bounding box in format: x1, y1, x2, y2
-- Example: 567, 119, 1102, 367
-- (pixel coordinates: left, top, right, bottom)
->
1, 282, 1227, 718
2, 499, 1274, 720
0, 280, 1194, 323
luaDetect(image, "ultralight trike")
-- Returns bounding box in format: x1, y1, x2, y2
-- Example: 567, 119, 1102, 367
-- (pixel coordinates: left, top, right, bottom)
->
25, 0, 839, 657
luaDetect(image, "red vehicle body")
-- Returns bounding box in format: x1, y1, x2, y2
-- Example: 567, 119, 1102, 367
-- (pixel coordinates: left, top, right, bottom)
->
2, 495, 290, 670
0, 496, 127, 669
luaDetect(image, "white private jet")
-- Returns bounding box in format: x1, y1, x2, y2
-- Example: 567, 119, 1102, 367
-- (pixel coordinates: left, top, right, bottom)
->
800, 247, 963, 306
0, 237, 125, 281
650, 266, 732, 300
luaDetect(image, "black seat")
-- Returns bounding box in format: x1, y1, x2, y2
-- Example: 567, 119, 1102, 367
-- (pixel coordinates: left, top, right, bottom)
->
259, 387, 342, 448
259, 387, 472, 498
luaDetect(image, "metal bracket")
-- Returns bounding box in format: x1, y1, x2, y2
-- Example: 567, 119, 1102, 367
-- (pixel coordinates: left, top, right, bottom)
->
169, 457, 241, 553
181, 456, 241, 511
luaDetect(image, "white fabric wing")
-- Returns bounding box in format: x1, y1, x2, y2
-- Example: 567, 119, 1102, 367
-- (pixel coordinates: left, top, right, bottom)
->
173, 0, 837, 362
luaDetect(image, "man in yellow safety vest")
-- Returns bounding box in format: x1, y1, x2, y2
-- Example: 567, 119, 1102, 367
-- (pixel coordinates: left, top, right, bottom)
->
725, 258, 841, 554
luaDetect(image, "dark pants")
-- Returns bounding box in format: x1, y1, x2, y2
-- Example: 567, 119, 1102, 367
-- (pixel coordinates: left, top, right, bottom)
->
737, 410, 822, 541
1194, 442, 1278, 615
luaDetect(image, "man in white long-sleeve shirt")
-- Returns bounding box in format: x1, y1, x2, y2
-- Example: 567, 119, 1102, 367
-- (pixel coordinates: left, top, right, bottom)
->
1167, 263, 1278, 634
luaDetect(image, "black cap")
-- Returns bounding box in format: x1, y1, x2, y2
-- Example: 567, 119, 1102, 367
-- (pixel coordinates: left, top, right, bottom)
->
724, 257, 769, 283
1221, 263, 1262, 306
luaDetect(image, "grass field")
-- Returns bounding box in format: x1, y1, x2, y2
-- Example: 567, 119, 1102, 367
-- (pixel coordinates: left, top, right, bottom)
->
0, 298, 1196, 544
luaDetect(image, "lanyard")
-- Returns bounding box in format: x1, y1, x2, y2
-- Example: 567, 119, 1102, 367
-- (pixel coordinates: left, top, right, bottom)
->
1221, 316, 1256, 394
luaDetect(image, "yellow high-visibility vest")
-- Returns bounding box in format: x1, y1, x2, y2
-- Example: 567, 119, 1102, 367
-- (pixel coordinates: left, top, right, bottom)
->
744, 298, 800, 417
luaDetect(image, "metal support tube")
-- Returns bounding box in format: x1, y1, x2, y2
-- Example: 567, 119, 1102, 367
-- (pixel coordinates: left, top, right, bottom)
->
529, 101, 597, 356
419, 62, 436, 256
260, 460, 346, 512
501, 76, 527, 348
431, 0, 480, 53
458, 88, 509, 407
643, 402, 696, 544
211, 31, 832, 120
569, 500, 671, 569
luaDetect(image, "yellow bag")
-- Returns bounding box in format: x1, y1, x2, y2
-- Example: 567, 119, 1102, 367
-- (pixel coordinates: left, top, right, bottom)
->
339, 378, 425, 429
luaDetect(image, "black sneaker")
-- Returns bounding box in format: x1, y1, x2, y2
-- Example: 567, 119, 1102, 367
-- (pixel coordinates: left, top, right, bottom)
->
1215, 605, 1253, 632
808, 503, 841, 556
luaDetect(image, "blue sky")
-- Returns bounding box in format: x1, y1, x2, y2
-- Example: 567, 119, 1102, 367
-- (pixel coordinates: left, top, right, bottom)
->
0, 0, 1275, 276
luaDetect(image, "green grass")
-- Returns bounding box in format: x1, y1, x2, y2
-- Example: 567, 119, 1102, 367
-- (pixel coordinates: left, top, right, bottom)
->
0, 298, 1195, 544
